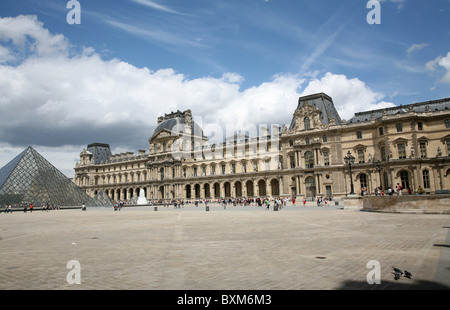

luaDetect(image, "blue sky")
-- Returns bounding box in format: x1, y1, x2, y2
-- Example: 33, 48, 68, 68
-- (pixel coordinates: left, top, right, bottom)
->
0, 0, 449, 176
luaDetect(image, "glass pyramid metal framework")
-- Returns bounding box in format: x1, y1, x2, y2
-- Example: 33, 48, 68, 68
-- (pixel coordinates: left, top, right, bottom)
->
86, 190, 113, 208
0, 146, 90, 207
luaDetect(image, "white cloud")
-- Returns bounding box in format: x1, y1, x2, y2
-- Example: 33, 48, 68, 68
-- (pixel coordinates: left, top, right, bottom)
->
0, 15, 68, 58
407, 43, 428, 55
0, 45, 14, 63
0, 15, 398, 177
221, 72, 244, 84
300, 72, 396, 120
131, 0, 184, 15
426, 52, 450, 84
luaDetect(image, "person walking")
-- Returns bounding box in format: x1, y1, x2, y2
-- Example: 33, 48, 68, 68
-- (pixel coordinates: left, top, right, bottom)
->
396, 183, 402, 196
29, 203, 33, 213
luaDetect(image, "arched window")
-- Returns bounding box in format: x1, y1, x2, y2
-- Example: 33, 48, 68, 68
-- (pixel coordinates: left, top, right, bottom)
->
305, 151, 314, 169
305, 176, 316, 198
304, 117, 311, 130
360, 174, 368, 193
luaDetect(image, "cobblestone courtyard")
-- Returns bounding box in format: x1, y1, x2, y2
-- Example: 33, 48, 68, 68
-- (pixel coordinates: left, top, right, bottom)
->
1, 204, 449, 290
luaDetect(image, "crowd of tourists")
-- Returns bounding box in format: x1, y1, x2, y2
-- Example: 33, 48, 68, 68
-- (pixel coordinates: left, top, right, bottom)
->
146, 197, 308, 210
2, 202, 61, 213
373, 183, 422, 196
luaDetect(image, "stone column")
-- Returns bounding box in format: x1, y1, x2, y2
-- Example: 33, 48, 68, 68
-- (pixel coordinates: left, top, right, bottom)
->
438, 165, 444, 190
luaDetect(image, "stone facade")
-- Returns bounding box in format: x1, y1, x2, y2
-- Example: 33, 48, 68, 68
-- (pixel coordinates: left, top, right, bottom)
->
74, 93, 450, 203
362, 195, 450, 214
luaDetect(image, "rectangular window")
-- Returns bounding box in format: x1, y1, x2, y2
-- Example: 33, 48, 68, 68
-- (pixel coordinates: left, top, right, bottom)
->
322, 135, 328, 142
323, 151, 330, 166
381, 146, 386, 161
396, 123, 403, 132
183, 168, 186, 178
422, 170, 430, 188
211, 166, 215, 176
356, 131, 362, 139
417, 122, 423, 130
193, 168, 197, 177
445, 120, 450, 128
357, 149, 365, 163
398, 143, 406, 159
231, 164, 236, 174
221, 165, 226, 174
419, 142, 427, 158
290, 156, 295, 168
447, 141, 450, 156
379, 127, 384, 136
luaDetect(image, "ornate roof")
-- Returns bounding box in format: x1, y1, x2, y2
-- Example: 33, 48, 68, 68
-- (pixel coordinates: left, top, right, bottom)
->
289, 93, 342, 129
150, 110, 205, 141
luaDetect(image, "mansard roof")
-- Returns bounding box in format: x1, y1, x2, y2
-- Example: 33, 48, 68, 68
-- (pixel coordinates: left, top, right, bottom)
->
150, 110, 205, 142
347, 97, 450, 124
289, 93, 342, 129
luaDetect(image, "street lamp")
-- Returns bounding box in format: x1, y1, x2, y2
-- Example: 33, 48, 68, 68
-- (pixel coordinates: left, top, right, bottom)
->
344, 151, 355, 195
375, 160, 383, 190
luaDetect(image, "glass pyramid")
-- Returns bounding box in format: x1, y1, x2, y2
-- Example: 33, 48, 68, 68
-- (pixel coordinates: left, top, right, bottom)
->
129, 194, 138, 205
86, 190, 113, 208
0, 146, 90, 207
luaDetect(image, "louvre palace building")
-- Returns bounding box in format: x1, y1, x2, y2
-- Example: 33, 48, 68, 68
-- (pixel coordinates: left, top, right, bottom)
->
74, 93, 450, 203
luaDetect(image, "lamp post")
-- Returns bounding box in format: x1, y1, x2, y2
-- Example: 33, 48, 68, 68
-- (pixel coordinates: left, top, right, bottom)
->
375, 160, 383, 190
344, 151, 355, 195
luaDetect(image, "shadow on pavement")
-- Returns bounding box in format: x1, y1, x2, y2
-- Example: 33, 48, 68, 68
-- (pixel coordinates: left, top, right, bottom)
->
433, 243, 450, 248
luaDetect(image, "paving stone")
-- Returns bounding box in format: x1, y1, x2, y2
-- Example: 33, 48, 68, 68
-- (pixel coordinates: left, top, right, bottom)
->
0, 204, 449, 290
